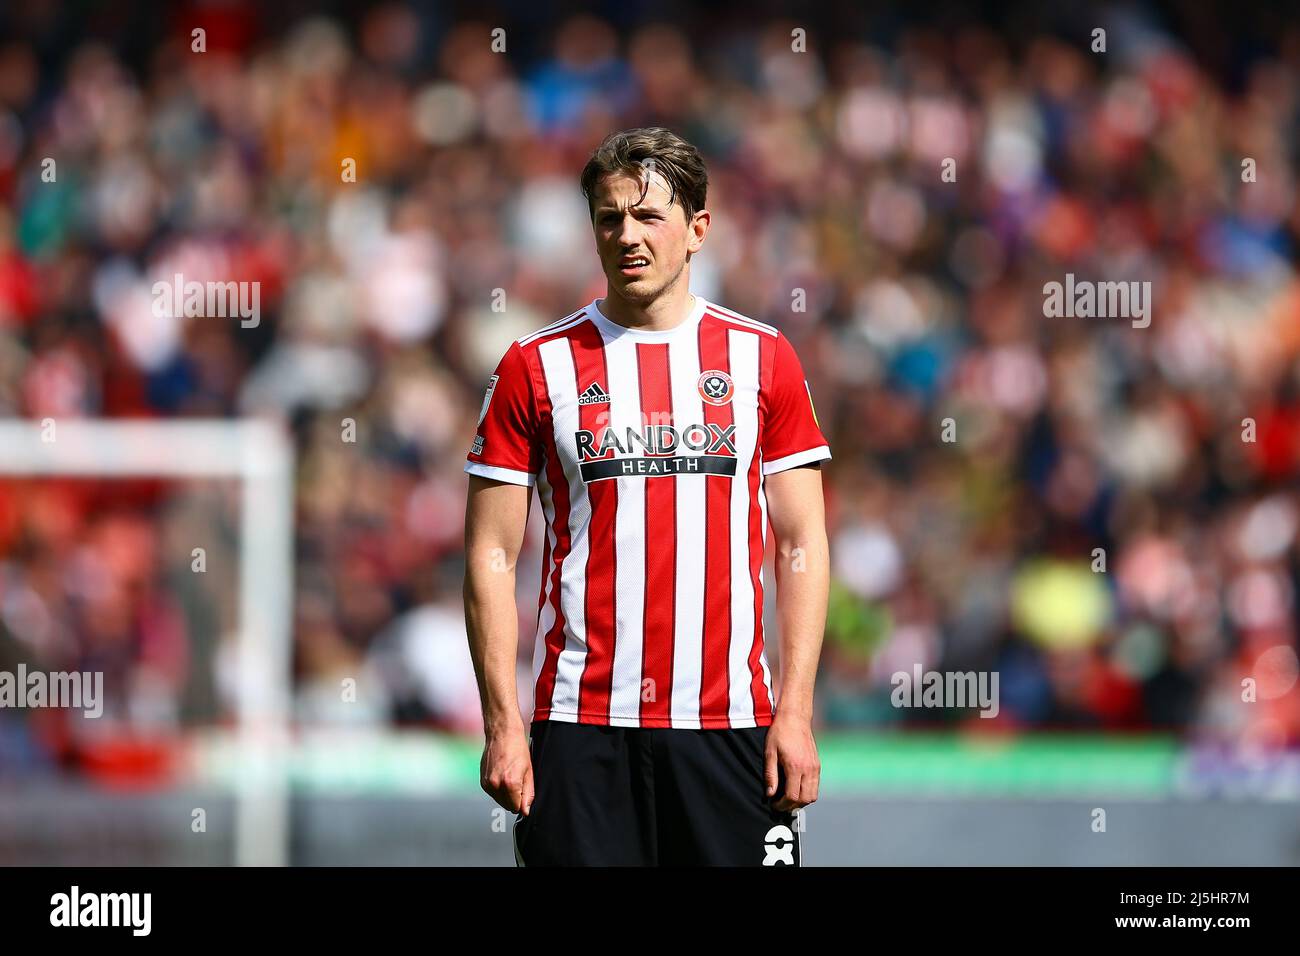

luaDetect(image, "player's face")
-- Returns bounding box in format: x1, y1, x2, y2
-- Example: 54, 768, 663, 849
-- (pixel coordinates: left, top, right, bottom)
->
590, 170, 705, 304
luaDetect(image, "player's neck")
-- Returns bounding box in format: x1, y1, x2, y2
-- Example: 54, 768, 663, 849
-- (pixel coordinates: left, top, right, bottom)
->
597, 281, 696, 333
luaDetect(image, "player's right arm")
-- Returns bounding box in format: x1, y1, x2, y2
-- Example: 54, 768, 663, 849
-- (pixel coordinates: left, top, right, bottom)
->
464, 474, 534, 815
462, 340, 544, 815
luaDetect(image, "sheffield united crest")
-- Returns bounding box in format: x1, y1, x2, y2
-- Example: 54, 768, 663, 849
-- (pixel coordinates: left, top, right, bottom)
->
697, 369, 734, 406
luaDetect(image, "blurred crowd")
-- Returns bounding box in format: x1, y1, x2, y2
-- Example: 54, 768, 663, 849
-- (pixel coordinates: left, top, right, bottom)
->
1, 0, 1299, 778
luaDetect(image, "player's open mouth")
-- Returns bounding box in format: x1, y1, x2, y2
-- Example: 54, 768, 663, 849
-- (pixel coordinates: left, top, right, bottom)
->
619, 257, 649, 276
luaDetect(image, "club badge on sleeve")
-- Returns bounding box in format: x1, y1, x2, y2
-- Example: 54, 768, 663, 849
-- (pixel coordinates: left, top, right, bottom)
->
478, 374, 499, 426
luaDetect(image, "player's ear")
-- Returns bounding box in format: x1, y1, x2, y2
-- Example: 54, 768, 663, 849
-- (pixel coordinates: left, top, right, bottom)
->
687, 208, 709, 252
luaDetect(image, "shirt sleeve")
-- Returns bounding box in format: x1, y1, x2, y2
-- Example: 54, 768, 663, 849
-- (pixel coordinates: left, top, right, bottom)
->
761, 333, 832, 475
464, 341, 543, 486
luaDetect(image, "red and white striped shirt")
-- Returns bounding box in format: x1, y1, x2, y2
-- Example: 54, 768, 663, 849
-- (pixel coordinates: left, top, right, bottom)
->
465, 296, 831, 729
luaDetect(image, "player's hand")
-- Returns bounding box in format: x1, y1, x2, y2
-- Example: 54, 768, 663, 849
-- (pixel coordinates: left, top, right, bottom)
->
765, 713, 820, 812
480, 725, 534, 815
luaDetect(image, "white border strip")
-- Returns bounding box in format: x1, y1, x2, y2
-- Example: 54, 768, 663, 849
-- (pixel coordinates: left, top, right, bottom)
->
762, 445, 831, 475
519, 310, 589, 347
704, 302, 779, 336
464, 461, 536, 486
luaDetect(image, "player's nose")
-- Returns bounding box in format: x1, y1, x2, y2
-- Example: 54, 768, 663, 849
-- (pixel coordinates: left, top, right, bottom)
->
615, 217, 642, 246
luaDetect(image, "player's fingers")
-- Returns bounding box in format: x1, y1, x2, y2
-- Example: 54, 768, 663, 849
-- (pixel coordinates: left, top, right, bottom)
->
764, 745, 779, 797
521, 762, 535, 816
479, 762, 498, 803
504, 761, 529, 813
481, 757, 521, 812
775, 770, 802, 812
799, 769, 819, 807
487, 776, 512, 812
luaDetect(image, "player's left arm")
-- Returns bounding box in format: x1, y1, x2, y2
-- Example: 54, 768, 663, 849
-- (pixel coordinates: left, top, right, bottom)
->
763, 461, 829, 812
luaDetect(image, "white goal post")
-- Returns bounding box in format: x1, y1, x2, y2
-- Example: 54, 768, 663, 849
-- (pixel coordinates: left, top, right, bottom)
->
0, 418, 294, 866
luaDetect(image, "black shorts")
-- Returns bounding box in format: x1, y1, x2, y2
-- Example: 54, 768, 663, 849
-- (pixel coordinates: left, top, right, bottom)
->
512, 719, 802, 867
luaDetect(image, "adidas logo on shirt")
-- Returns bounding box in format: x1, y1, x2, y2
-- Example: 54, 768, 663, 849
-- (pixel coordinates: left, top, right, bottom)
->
577, 381, 610, 406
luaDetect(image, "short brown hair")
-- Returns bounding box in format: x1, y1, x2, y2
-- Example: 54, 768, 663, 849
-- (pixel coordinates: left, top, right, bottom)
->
579, 127, 708, 222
